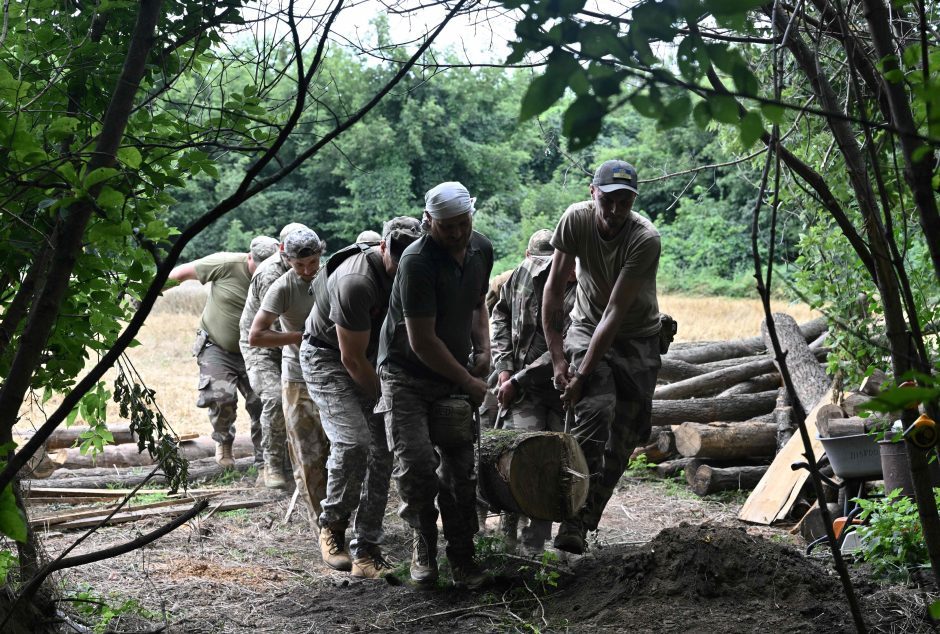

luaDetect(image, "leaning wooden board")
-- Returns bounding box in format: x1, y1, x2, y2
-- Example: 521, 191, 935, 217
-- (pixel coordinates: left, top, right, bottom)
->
737, 395, 836, 525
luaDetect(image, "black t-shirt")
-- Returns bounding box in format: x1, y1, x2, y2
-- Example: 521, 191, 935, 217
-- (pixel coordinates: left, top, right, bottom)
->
378, 231, 494, 380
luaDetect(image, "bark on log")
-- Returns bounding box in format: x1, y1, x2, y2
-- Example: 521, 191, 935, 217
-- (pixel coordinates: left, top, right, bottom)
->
655, 357, 779, 400
673, 421, 778, 459
684, 457, 771, 485
655, 458, 693, 478
860, 369, 887, 396
630, 442, 673, 464
477, 430, 589, 521
773, 387, 794, 450
43, 424, 139, 451
842, 392, 873, 416
50, 436, 254, 470
761, 313, 830, 412
651, 391, 777, 426
691, 465, 769, 496
665, 317, 826, 364
24, 457, 255, 490
655, 429, 677, 456
820, 416, 890, 437
809, 404, 848, 437
717, 373, 782, 397
659, 357, 709, 383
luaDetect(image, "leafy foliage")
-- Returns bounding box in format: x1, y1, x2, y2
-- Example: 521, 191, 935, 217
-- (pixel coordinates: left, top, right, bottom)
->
855, 488, 939, 580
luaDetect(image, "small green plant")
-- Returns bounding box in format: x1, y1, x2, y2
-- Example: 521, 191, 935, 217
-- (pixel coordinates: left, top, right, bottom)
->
855, 488, 939, 580
130, 492, 169, 505
217, 508, 249, 520
627, 453, 657, 474
517, 549, 562, 593
69, 589, 155, 634
0, 550, 18, 584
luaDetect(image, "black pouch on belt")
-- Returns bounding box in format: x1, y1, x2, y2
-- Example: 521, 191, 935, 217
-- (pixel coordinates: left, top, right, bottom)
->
658, 314, 678, 355
429, 396, 475, 448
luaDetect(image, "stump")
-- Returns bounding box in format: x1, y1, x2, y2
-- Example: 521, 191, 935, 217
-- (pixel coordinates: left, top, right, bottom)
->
691, 465, 768, 496
477, 430, 589, 522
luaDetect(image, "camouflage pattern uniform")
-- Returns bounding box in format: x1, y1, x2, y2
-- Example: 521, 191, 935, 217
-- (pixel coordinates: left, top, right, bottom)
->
301, 344, 392, 555
283, 379, 329, 523
239, 252, 290, 466
195, 336, 263, 446
490, 240, 576, 549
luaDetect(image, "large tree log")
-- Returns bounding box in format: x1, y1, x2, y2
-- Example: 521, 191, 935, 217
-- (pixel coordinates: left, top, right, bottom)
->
26, 457, 255, 490
673, 421, 778, 459
654, 357, 779, 400
477, 430, 589, 521
717, 373, 782, 397
42, 424, 139, 451
684, 457, 770, 485
651, 391, 777, 426
49, 436, 254, 470
655, 428, 677, 456
630, 441, 673, 464
691, 465, 769, 496
655, 458, 693, 478
762, 313, 830, 413
665, 317, 826, 364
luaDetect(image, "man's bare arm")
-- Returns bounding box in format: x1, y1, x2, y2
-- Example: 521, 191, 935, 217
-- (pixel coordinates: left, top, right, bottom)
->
542, 250, 577, 387
406, 315, 486, 404
167, 262, 198, 284
469, 297, 491, 378
336, 325, 380, 400
248, 309, 301, 348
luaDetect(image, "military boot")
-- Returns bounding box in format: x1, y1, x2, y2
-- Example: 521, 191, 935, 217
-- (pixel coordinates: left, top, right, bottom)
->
410, 530, 438, 584
319, 524, 352, 571
351, 545, 395, 580
264, 456, 287, 490
214, 441, 235, 469
553, 520, 586, 555
451, 557, 490, 590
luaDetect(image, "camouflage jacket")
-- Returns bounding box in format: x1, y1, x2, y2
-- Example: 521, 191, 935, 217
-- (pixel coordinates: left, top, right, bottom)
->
491, 255, 576, 389
238, 252, 289, 361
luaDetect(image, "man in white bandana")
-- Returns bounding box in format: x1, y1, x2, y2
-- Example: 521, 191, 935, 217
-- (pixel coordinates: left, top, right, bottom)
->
376, 182, 494, 589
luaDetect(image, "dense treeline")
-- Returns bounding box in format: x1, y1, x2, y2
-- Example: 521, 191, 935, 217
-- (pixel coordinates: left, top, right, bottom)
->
167, 30, 788, 296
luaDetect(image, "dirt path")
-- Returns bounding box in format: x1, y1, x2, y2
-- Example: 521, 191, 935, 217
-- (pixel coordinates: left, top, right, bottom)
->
38, 474, 929, 632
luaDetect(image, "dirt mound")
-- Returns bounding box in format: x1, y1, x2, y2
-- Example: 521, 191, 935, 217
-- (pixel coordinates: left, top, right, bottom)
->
546, 523, 857, 632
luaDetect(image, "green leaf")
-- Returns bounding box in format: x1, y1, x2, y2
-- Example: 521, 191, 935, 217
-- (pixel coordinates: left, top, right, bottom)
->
738, 110, 764, 147
630, 92, 659, 118
862, 385, 940, 413
97, 186, 125, 212
562, 95, 604, 150
519, 52, 579, 121
930, 600, 940, 621
760, 102, 785, 124
883, 69, 904, 83
48, 116, 80, 140
579, 23, 624, 59
710, 95, 740, 123
659, 95, 693, 129
84, 167, 120, 189
692, 100, 711, 129
911, 145, 932, 164
118, 147, 142, 169
731, 61, 759, 96
0, 485, 26, 543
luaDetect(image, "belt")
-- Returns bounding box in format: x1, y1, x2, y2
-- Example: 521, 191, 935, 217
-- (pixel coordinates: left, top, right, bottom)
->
302, 332, 337, 351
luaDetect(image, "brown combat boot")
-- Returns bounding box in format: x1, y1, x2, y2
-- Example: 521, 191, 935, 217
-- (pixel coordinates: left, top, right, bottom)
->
263, 456, 287, 490
214, 441, 235, 469
319, 524, 352, 571
410, 530, 438, 584
351, 545, 395, 580
451, 557, 490, 590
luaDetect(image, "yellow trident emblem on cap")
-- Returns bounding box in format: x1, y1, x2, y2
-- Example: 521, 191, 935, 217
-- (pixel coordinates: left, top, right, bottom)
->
612, 168, 632, 179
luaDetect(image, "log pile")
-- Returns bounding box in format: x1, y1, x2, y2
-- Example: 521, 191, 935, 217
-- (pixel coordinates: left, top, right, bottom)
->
632, 314, 830, 498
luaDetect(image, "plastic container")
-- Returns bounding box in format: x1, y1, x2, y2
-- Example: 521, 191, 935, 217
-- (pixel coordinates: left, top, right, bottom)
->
817, 433, 883, 479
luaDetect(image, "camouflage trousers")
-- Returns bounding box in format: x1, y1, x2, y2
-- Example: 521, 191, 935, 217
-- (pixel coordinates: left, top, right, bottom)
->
283, 381, 329, 527
378, 366, 479, 561
565, 323, 661, 531
195, 341, 262, 452
301, 342, 392, 557
242, 348, 288, 469
500, 381, 566, 548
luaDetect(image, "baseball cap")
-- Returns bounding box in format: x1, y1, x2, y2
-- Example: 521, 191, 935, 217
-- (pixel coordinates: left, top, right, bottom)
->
249, 236, 278, 263
382, 216, 423, 259
283, 228, 323, 259
592, 160, 638, 195
424, 182, 476, 220
526, 229, 554, 257
357, 230, 382, 243
279, 222, 310, 242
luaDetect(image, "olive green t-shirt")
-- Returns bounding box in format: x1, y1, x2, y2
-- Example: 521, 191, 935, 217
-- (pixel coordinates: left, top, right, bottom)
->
194, 252, 251, 354
552, 200, 661, 339
260, 269, 315, 382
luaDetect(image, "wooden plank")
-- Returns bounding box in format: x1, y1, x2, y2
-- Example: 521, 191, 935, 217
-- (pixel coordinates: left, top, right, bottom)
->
50, 498, 272, 531
27, 486, 256, 499
30, 495, 215, 528
737, 390, 836, 525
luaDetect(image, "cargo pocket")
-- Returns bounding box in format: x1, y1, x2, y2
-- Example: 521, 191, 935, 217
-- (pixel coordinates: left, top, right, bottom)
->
195, 375, 212, 408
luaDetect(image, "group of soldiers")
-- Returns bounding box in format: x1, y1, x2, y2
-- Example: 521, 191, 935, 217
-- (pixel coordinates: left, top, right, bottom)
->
168, 158, 665, 589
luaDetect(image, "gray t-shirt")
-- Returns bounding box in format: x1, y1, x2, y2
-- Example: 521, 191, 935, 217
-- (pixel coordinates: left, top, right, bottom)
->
552, 200, 661, 339
378, 231, 494, 381
239, 252, 288, 359
260, 269, 315, 382
305, 247, 392, 361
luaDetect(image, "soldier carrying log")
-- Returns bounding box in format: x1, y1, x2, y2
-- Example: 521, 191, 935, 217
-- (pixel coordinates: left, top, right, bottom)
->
543, 159, 664, 554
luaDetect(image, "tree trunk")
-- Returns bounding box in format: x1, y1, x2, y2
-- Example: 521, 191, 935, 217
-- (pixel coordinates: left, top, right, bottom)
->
717, 373, 782, 397
651, 391, 777, 426
655, 428, 677, 456
655, 458, 693, 478
665, 317, 826, 364
761, 313, 830, 413
25, 457, 255, 490
477, 430, 589, 522
43, 424, 140, 451
654, 356, 778, 400
673, 421, 778, 459
691, 465, 769, 496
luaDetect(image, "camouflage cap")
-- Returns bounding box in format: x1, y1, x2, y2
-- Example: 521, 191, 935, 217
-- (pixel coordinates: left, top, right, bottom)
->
357, 230, 382, 243
383, 216, 423, 259
283, 228, 323, 259
249, 236, 279, 263
279, 222, 310, 242
527, 229, 554, 257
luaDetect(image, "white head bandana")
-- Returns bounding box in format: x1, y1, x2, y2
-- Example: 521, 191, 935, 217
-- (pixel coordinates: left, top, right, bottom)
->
424, 181, 476, 220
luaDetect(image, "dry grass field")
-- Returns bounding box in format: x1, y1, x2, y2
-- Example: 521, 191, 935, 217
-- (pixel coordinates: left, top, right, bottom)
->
16, 282, 818, 439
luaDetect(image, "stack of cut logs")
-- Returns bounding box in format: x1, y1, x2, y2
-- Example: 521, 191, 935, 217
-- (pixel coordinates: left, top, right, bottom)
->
634, 313, 834, 497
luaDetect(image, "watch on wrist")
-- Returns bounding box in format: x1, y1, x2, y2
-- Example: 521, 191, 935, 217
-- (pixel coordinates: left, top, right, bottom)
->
509, 376, 520, 390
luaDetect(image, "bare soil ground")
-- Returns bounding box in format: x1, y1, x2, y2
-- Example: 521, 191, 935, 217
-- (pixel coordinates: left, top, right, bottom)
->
37, 472, 931, 633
